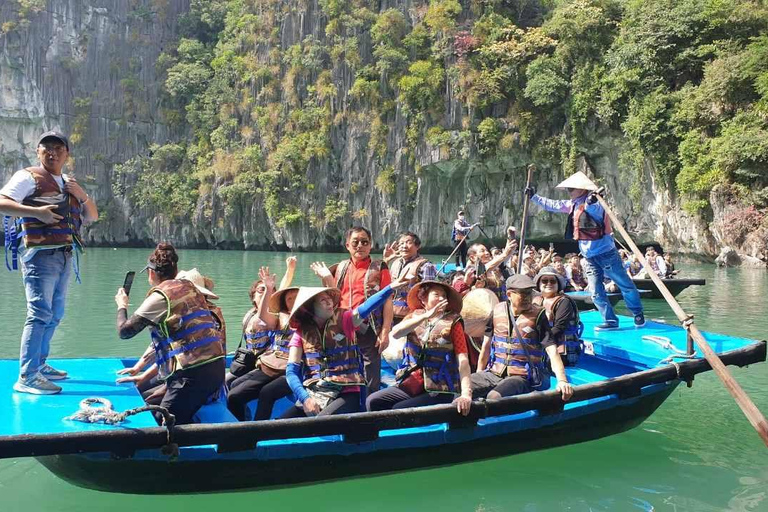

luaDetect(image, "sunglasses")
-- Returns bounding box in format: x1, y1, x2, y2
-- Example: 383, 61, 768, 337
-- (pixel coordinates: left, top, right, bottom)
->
349, 239, 370, 247
540, 278, 559, 285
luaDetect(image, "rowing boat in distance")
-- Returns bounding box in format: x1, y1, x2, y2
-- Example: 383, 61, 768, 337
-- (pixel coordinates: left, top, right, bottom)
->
631, 278, 706, 298
0, 311, 763, 494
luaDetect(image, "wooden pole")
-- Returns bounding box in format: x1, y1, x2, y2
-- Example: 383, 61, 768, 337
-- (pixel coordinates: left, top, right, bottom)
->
517, 164, 535, 274
595, 193, 768, 448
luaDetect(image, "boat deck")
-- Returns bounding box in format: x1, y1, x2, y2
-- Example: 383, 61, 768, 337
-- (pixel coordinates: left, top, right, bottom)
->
0, 312, 759, 439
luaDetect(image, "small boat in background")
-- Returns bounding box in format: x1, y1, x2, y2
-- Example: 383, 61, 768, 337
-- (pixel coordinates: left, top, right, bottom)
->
0, 312, 763, 494
632, 278, 706, 298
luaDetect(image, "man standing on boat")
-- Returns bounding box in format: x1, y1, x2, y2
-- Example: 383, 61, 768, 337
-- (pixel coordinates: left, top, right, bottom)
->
0, 131, 98, 394
452, 211, 477, 269
311, 227, 392, 392
387, 231, 436, 324
526, 172, 644, 330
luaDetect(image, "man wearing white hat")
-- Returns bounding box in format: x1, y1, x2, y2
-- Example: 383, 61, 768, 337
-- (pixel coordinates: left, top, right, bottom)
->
525, 171, 645, 330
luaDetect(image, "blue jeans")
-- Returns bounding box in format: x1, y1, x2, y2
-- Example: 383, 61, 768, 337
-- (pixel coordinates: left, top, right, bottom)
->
19, 249, 72, 378
583, 248, 643, 323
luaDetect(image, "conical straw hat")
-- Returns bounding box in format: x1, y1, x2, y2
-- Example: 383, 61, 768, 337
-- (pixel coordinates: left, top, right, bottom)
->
555, 171, 598, 191
460, 288, 499, 337
268, 286, 300, 315
176, 268, 219, 300
406, 280, 463, 315
288, 287, 341, 325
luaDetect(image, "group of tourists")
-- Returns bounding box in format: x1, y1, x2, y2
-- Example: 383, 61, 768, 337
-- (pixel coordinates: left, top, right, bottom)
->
1, 131, 651, 428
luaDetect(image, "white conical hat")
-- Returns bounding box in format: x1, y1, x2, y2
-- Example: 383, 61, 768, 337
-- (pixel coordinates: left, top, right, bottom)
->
555, 171, 598, 191
176, 268, 219, 300
288, 287, 341, 324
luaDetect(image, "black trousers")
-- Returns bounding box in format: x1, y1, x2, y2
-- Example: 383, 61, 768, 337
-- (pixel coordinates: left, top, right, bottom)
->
158, 358, 225, 425
455, 239, 468, 268
366, 387, 454, 411
357, 326, 381, 392
227, 369, 291, 421
280, 392, 361, 418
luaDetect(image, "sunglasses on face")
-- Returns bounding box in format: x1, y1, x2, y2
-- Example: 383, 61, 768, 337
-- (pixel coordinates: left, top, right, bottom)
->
540, 278, 559, 285
349, 239, 370, 247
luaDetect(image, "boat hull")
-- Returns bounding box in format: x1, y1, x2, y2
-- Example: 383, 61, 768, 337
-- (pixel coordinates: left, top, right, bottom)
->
36, 383, 676, 494
632, 278, 706, 299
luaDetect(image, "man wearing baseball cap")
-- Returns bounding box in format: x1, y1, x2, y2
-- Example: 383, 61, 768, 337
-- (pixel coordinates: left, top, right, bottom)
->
0, 131, 98, 394
526, 171, 644, 330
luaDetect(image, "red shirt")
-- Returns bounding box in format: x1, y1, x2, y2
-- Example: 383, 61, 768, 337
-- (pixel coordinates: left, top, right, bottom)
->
338, 257, 391, 309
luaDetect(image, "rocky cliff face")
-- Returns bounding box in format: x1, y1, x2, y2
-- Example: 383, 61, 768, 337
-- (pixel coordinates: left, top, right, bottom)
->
0, 1, 759, 259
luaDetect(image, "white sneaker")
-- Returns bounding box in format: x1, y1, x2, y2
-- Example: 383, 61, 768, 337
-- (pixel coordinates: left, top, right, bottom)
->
13, 373, 62, 395
39, 363, 68, 381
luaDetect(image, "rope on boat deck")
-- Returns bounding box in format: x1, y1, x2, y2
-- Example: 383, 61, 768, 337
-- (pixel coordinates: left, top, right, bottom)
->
65, 397, 177, 451
641, 335, 699, 366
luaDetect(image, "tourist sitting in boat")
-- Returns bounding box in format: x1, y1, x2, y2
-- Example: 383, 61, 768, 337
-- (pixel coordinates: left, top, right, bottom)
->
565, 254, 588, 291
533, 267, 582, 367
552, 255, 568, 279
366, 281, 473, 416
644, 246, 667, 278
490, 246, 513, 279
387, 231, 437, 324
448, 269, 471, 297
521, 249, 539, 278
117, 268, 225, 405
280, 277, 410, 418
226, 286, 298, 421
664, 252, 678, 277
114, 243, 225, 425
472, 275, 573, 401
465, 239, 517, 301
625, 251, 644, 278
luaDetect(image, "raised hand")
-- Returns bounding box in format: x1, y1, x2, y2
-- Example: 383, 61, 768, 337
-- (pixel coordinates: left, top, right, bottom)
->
259, 266, 276, 290
383, 241, 398, 261
310, 261, 332, 279
36, 204, 63, 225
390, 273, 415, 290
424, 299, 448, 319
114, 287, 129, 309
286, 255, 297, 270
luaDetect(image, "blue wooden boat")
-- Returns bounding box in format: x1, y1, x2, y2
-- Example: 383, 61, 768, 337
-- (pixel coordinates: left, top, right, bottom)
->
0, 311, 764, 494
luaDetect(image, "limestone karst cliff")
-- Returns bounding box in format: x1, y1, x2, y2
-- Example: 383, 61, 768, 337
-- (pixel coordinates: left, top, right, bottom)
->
1, 0, 766, 259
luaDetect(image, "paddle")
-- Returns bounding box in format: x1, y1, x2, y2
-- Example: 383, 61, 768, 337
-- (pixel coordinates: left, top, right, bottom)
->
593, 191, 768, 448
438, 223, 478, 274
517, 164, 535, 274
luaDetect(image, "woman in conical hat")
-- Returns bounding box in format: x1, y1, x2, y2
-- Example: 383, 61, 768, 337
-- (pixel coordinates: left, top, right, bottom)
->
366, 280, 474, 416
280, 276, 411, 418
525, 171, 646, 331
225, 286, 300, 421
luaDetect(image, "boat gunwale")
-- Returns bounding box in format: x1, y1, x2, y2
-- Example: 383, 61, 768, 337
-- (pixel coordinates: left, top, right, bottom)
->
0, 340, 763, 460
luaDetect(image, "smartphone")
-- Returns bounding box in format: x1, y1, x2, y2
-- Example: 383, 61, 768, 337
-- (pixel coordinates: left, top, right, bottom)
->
476, 261, 487, 277
507, 226, 517, 240
549, 242, 554, 252
123, 271, 136, 296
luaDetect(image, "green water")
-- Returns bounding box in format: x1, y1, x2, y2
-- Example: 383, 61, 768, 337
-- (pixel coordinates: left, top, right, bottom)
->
1, 248, 766, 511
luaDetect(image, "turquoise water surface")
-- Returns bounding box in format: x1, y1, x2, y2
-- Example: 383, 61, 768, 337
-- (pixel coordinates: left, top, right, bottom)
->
0, 248, 766, 511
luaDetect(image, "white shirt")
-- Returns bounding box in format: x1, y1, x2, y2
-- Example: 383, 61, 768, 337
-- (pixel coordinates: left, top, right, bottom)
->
0, 169, 70, 262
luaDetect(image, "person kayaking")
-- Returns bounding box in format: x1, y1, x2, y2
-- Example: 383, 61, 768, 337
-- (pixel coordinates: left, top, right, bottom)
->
280, 276, 411, 418
386, 231, 437, 324
114, 243, 225, 425
366, 280, 473, 416
226, 286, 298, 421
472, 275, 574, 400
527, 172, 645, 330
0, 131, 99, 394
311, 226, 392, 392
533, 266, 582, 367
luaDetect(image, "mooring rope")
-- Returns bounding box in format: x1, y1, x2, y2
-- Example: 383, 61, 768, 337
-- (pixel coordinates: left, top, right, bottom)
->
641, 335, 699, 366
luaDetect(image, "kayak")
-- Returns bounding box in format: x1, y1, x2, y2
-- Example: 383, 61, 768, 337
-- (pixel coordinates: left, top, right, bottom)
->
0, 311, 763, 494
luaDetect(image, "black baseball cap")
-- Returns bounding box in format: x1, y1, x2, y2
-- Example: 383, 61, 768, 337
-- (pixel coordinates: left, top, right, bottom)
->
37, 131, 70, 151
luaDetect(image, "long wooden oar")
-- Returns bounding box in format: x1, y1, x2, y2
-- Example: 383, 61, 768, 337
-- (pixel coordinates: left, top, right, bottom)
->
594, 193, 768, 448
438, 224, 478, 274
517, 164, 535, 273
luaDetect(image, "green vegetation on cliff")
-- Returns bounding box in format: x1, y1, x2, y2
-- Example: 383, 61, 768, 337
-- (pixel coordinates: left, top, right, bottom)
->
119, 0, 768, 227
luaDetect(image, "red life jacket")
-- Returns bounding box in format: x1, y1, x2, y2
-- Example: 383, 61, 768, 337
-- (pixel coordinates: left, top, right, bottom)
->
331, 258, 385, 334
488, 302, 546, 379
148, 279, 226, 380
400, 311, 461, 394
566, 203, 612, 241
389, 256, 429, 318
300, 310, 365, 387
